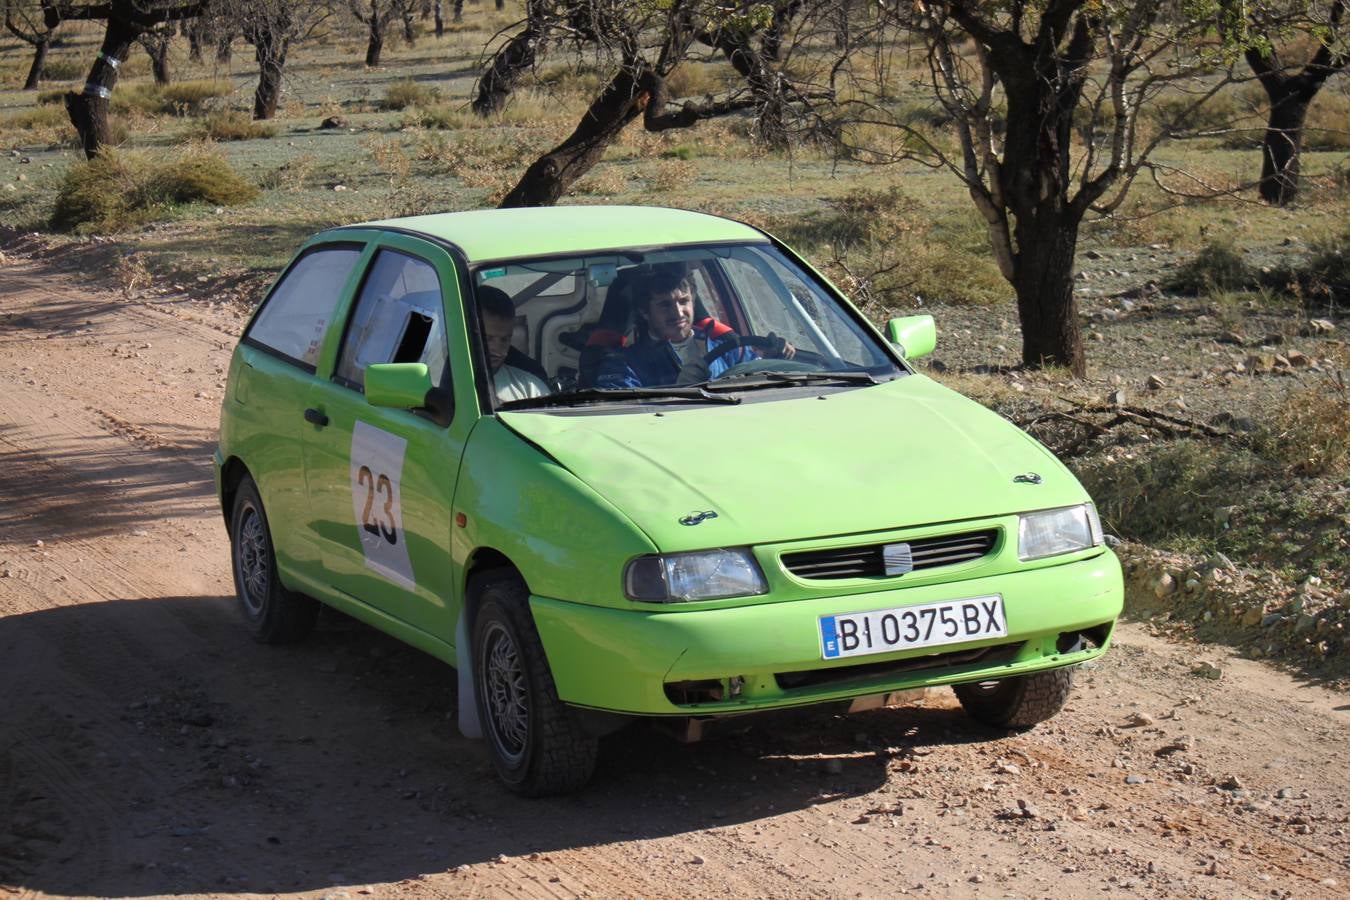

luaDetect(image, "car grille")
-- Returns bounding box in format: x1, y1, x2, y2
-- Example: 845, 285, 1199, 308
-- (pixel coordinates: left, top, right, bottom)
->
780, 528, 999, 580
775, 641, 1024, 691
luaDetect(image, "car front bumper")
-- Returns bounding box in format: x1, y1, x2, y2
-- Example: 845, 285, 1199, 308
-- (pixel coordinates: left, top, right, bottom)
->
529, 550, 1122, 715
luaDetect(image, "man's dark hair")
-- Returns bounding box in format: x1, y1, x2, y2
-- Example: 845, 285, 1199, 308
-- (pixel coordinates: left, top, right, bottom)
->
643, 261, 691, 297
477, 285, 515, 320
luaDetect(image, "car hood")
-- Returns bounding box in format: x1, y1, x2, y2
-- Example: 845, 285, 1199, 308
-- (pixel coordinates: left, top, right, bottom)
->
498, 376, 1089, 551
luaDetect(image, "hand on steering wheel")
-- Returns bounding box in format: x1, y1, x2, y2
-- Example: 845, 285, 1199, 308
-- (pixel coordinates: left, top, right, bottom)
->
702, 332, 797, 367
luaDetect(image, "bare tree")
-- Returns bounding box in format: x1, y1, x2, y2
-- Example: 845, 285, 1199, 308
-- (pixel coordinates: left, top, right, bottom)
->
3, 0, 65, 90
349, 0, 407, 66
493, 0, 837, 207
472, 0, 551, 115
137, 21, 173, 84
857, 1, 1241, 376
199, 0, 332, 119
1231, 0, 1348, 205
59, 0, 207, 158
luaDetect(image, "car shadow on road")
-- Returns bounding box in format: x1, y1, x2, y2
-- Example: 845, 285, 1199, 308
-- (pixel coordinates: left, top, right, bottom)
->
0, 594, 995, 897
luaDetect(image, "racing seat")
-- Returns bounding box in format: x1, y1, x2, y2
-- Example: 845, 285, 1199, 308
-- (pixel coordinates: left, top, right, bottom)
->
573, 267, 643, 387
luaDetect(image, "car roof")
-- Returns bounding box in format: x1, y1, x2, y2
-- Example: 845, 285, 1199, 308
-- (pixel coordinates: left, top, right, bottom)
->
353, 205, 767, 264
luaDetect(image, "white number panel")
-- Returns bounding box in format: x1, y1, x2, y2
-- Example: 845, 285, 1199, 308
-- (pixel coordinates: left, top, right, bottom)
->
350, 420, 415, 590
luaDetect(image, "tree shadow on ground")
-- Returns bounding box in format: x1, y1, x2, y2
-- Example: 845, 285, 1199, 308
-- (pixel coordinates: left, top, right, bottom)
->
0, 595, 998, 897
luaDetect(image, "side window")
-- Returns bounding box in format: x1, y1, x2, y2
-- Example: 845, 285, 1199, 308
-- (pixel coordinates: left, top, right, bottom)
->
335, 250, 448, 391
248, 246, 362, 368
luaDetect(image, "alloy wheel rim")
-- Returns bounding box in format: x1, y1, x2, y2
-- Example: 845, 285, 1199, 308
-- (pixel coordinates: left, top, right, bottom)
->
236, 505, 269, 616
481, 621, 529, 766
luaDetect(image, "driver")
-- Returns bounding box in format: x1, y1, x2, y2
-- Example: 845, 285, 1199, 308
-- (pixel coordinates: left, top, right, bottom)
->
596, 263, 793, 389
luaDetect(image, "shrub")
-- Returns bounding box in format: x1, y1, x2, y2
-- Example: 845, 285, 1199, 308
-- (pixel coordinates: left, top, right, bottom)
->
1255, 374, 1350, 478
1267, 227, 1350, 307
37, 89, 64, 105
110, 80, 234, 116
380, 80, 440, 111
191, 110, 277, 141
160, 79, 235, 115
5, 105, 68, 130
40, 58, 85, 81
51, 145, 257, 233
1168, 238, 1256, 294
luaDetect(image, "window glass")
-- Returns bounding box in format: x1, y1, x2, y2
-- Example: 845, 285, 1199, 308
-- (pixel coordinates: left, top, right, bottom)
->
725, 253, 871, 361
248, 247, 362, 367
335, 250, 448, 390
473, 243, 899, 406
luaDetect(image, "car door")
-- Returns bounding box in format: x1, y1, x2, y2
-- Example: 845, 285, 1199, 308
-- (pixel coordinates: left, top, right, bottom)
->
231, 242, 366, 584
300, 233, 478, 644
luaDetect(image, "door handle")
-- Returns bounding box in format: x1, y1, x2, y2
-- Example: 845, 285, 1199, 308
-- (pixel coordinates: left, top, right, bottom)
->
304, 408, 329, 427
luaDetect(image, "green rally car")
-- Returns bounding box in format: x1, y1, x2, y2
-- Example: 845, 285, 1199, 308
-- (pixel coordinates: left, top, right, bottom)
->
214, 206, 1122, 795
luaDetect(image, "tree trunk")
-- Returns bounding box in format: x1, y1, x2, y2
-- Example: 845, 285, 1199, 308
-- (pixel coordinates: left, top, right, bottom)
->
499, 64, 649, 208
1257, 86, 1311, 206
434, 0, 444, 36
252, 33, 289, 120
472, 24, 543, 115
65, 18, 137, 159
186, 19, 203, 62
142, 33, 172, 85
1011, 215, 1085, 376
22, 37, 50, 90
453, 0, 463, 23
495, 0, 504, 10
216, 32, 233, 64
402, 2, 415, 45
366, 20, 384, 66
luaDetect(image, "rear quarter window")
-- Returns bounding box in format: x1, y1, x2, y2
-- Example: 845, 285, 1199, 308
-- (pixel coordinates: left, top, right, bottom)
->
247, 246, 363, 368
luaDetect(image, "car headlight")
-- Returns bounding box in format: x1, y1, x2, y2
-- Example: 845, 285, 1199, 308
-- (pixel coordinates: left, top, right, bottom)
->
1018, 503, 1104, 561
624, 549, 768, 603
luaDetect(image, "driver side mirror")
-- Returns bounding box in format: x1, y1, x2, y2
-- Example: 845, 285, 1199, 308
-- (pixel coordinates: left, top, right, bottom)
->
886, 315, 936, 360
365, 363, 453, 427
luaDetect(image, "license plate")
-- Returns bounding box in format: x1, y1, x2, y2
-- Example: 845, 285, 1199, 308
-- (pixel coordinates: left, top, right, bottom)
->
819, 594, 1007, 660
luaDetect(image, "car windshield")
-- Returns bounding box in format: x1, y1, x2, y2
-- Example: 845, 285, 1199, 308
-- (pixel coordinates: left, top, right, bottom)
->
473, 242, 903, 410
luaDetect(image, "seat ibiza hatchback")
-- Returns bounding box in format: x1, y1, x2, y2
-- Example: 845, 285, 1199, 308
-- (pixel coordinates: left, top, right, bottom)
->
215, 206, 1122, 794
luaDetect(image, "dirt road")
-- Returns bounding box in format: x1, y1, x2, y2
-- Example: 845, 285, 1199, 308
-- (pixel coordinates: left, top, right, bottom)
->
1, 253, 1347, 899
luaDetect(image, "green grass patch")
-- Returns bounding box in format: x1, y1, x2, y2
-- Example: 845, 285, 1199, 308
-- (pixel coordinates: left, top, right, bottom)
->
51, 145, 258, 234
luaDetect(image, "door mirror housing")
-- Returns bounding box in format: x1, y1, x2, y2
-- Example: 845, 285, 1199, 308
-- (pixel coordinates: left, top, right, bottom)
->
886, 315, 936, 360
365, 363, 434, 409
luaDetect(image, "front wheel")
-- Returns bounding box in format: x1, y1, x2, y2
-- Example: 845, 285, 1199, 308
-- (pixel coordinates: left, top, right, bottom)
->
229, 475, 318, 644
472, 573, 598, 795
953, 667, 1075, 730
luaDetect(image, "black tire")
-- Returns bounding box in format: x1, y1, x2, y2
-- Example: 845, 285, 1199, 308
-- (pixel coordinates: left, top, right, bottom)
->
472, 572, 598, 796
229, 475, 318, 644
953, 666, 1075, 730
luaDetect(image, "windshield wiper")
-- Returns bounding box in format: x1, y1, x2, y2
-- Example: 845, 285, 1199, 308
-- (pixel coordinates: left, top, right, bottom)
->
703, 370, 885, 391
499, 386, 741, 410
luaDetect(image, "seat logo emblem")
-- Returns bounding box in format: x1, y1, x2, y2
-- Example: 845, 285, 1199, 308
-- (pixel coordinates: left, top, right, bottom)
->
1013, 472, 1042, 484
680, 510, 719, 526
883, 542, 914, 575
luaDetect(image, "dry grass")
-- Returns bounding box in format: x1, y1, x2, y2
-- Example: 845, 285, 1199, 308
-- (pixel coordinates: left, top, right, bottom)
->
380, 79, 441, 111
51, 144, 258, 233
190, 111, 278, 141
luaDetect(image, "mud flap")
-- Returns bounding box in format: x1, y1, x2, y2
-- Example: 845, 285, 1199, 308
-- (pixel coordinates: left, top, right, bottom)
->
455, 612, 481, 739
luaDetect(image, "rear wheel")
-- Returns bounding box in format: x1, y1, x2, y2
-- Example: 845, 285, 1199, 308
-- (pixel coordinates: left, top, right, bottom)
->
472, 572, 598, 795
229, 475, 318, 644
953, 667, 1075, 730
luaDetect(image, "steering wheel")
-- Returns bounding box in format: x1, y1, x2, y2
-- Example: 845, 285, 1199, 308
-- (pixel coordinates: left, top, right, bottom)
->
702, 334, 826, 368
